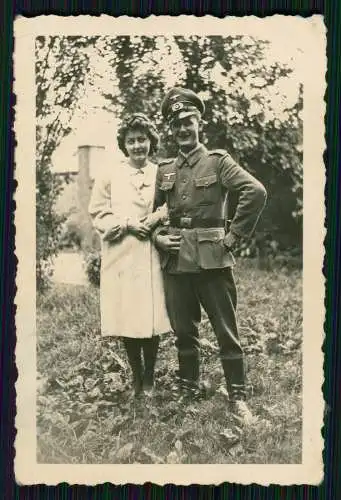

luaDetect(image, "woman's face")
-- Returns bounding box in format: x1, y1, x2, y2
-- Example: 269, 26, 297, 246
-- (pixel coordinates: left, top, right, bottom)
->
124, 128, 151, 166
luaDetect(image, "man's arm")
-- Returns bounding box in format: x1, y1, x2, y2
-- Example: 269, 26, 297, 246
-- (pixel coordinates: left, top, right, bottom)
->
151, 165, 181, 253
218, 153, 267, 248
153, 165, 167, 211
151, 165, 169, 244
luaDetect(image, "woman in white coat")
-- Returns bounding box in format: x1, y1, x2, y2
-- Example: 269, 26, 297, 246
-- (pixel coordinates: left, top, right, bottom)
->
89, 113, 171, 397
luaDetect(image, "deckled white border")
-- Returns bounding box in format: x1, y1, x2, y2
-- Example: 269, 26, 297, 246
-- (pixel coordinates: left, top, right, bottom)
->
14, 15, 326, 485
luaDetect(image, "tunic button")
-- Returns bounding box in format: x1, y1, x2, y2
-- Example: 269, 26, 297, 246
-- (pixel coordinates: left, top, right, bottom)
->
182, 194, 186, 200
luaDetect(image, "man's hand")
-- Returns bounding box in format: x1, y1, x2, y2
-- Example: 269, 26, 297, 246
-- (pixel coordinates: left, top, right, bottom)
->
223, 232, 239, 250
141, 213, 162, 232
127, 219, 151, 240
155, 234, 181, 254
143, 205, 169, 231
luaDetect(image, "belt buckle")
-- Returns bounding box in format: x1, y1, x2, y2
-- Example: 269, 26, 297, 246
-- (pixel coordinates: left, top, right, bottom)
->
180, 217, 192, 228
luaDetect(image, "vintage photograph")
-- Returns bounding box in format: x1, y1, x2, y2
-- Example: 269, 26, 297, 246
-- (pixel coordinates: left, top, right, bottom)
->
14, 16, 325, 485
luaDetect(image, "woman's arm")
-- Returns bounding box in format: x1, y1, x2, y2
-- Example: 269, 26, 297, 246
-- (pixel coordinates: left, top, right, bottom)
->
89, 174, 157, 241
88, 175, 128, 242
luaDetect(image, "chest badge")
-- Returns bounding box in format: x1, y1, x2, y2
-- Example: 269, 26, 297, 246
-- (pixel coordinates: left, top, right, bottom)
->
164, 172, 176, 181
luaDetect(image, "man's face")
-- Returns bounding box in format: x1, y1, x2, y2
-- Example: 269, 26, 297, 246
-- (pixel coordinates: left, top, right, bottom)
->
170, 114, 200, 153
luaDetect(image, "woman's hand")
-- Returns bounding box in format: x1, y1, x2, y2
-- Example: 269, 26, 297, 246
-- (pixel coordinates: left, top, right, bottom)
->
102, 225, 123, 242
127, 218, 151, 239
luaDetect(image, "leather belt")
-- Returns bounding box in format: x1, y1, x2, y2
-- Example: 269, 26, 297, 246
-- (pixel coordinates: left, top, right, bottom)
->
169, 217, 226, 229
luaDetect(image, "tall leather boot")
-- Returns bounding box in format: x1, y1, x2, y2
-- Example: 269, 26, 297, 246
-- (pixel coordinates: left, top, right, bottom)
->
141, 336, 160, 396
176, 351, 203, 401
221, 357, 255, 426
123, 338, 144, 397
221, 357, 246, 399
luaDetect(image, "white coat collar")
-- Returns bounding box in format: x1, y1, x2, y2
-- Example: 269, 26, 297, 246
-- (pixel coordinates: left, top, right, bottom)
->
125, 160, 154, 187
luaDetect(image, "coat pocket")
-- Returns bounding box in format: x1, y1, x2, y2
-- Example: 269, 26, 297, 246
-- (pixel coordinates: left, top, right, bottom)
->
194, 174, 219, 204
197, 228, 229, 269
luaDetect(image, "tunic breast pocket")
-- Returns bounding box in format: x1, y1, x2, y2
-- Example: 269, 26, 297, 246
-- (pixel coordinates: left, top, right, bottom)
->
160, 179, 176, 207
194, 174, 220, 205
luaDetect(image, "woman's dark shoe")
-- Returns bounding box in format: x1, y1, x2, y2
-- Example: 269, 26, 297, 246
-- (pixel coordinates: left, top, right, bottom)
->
141, 336, 159, 397
132, 375, 144, 397
123, 338, 144, 398
142, 373, 155, 397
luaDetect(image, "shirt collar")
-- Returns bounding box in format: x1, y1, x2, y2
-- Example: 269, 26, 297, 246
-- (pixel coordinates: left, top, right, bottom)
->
127, 160, 151, 175
175, 144, 206, 168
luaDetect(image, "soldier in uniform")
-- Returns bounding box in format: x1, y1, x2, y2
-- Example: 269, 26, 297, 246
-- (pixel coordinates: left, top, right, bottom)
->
152, 88, 267, 424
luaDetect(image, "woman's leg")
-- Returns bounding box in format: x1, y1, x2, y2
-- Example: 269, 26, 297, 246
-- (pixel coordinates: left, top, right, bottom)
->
141, 336, 160, 393
122, 338, 144, 396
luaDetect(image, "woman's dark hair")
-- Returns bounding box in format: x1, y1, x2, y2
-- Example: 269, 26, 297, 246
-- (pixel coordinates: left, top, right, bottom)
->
117, 113, 159, 157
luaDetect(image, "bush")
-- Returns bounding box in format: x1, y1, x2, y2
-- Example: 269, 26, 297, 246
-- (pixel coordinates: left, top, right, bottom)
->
36, 36, 95, 291
36, 160, 67, 292
84, 250, 101, 287
233, 234, 302, 271
58, 213, 101, 253
58, 219, 83, 250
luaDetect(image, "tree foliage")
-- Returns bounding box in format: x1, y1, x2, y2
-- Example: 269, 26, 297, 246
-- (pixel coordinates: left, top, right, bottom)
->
94, 34, 303, 253
36, 36, 95, 290
37, 35, 303, 288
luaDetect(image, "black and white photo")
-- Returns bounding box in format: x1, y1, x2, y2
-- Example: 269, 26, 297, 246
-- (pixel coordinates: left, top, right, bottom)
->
14, 15, 325, 485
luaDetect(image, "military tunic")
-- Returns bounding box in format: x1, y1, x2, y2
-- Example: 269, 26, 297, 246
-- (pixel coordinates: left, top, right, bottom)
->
153, 144, 267, 396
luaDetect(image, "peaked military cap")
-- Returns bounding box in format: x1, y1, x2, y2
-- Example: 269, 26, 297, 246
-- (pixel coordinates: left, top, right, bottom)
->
161, 87, 205, 123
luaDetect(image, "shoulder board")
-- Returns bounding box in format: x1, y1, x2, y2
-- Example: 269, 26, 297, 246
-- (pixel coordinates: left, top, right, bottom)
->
158, 158, 175, 167
208, 149, 227, 156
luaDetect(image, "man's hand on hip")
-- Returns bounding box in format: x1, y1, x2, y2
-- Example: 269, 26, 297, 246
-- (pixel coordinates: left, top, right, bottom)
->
223, 232, 239, 250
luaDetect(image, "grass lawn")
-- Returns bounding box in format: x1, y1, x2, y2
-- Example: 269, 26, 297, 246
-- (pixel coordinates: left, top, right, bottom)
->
37, 259, 302, 464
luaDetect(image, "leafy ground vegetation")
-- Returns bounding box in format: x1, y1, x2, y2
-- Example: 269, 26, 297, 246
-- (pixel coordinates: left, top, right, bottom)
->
37, 259, 302, 464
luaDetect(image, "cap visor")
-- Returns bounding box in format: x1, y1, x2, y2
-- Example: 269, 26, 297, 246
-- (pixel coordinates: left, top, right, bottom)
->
169, 110, 199, 123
